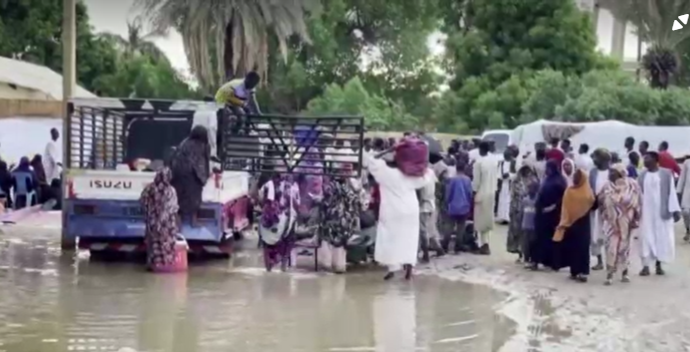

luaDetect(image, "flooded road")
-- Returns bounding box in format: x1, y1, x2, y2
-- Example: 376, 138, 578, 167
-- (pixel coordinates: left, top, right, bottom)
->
0, 228, 514, 352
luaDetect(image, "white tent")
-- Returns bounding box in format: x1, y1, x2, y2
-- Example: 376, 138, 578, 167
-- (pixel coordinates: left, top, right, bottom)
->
511, 119, 690, 158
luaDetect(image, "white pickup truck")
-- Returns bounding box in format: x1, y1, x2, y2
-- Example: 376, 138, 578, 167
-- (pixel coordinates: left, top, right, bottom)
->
65, 168, 251, 255
63, 98, 253, 256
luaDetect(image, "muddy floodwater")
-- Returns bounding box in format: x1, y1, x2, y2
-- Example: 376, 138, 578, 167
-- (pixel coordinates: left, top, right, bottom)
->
0, 228, 515, 352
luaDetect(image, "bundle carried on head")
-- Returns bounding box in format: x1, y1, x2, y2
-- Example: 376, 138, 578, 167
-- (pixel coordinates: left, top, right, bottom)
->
394, 136, 429, 177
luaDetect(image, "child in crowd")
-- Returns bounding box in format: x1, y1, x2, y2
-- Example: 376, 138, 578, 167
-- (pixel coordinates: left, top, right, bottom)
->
522, 182, 540, 269
443, 160, 473, 253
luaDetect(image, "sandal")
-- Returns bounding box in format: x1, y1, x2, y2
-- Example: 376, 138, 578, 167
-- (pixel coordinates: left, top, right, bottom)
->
403, 264, 413, 280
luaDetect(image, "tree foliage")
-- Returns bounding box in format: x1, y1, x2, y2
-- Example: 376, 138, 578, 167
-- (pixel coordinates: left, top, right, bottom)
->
259, 0, 442, 119
305, 77, 419, 131
432, 0, 655, 133
0, 0, 198, 100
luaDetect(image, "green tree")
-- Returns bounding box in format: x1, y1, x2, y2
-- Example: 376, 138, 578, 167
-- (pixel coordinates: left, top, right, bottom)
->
305, 77, 419, 131
137, 0, 318, 92
93, 53, 200, 99
260, 0, 442, 120
435, 0, 604, 132
0, 0, 120, 92
97, 19, 167, 63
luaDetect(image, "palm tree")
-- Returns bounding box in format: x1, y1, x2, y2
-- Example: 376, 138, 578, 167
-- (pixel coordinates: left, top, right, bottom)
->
97, 19, 168, 63
598, 0, 690, 88
136, 0, 319, 92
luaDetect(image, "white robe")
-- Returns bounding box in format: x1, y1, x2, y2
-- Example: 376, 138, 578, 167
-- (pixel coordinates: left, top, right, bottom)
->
43, 139, 60, 182
591, 169, 609, 255
473, 154, 499, 234
496, 160, 513, 222
365, 153, 432, 269
574, 153, 594, 171
640, 172, 681, 263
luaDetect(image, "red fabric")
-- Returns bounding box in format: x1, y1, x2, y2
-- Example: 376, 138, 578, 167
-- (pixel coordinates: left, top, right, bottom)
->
659, 151, 681, 175
545, 148, 565, 168
394, 137, 429, 177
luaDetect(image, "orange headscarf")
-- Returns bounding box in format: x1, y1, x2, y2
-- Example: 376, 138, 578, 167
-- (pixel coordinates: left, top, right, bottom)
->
553, 169, 595, 242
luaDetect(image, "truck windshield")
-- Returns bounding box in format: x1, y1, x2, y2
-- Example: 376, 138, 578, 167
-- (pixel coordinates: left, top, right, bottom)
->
482, 133, 509, 153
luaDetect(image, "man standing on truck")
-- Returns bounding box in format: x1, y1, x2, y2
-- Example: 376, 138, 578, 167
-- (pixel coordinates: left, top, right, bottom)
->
215, 72, 261, 117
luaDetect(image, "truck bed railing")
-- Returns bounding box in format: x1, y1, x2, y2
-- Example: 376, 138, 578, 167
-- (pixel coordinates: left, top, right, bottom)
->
66, 99, 200, 170
219, 113, 365, 177
67, 105, 126, 170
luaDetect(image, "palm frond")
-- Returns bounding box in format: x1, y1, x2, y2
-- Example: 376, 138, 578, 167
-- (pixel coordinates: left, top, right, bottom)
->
135, 0, 319, 92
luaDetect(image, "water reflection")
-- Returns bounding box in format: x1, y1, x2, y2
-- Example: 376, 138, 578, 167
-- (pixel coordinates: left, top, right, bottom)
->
0, 229, 514, 352
373, 286, 417, 351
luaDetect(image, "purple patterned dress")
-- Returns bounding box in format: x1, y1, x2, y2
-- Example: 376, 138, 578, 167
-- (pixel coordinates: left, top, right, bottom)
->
259, 176, 300, 271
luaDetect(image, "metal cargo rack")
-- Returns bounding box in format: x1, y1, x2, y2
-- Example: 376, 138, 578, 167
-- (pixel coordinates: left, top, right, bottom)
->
219, 113, 365, 177
66, 99, 202, 170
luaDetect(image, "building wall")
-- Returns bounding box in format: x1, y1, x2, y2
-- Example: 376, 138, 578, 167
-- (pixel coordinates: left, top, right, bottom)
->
0, 84, 52, 101
0, 99, 63, 118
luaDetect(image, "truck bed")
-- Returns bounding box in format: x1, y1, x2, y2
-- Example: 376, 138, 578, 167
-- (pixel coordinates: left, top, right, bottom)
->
67, 169, 250, 203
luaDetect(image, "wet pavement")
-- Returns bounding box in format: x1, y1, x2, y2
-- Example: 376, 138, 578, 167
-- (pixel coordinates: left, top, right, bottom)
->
0, 227, 515, 352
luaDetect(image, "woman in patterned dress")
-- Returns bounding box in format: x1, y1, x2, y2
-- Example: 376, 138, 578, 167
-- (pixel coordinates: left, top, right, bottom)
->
507, 164, 538, 260
320, 163, 362, 273
140, 167, 179, 271
258, 174, 300, 271
599, 163, 642, 285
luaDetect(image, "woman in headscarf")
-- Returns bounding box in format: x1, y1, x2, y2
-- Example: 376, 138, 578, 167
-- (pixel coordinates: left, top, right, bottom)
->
10, 157, 37, 208
507, 164, 539, 261
320, 162, 362, 273
171, 125, 210, 227
31, 155, 50, 203
292, 131, 325, 241
0, 161, 12, 209
530, 160, 567, 271
258, 172, 300, 272
552, 169, 595, 282
140, 167, 179, 271
599, 163, 642, 285
561, 158, 575, 186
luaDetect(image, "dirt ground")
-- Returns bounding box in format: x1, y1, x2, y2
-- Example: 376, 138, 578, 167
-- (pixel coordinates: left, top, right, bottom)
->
420, 223, 690, 352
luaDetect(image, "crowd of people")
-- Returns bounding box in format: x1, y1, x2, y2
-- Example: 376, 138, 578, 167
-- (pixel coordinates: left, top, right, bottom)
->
474, 136, 686, 285
137, 124, 690, 284
0, 128, 62, 213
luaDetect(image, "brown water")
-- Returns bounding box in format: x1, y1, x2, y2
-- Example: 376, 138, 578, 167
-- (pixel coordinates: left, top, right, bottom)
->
0, 228, 514, 352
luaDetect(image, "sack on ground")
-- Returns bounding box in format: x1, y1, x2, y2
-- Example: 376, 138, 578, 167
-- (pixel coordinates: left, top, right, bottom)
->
394, 137, 429, 177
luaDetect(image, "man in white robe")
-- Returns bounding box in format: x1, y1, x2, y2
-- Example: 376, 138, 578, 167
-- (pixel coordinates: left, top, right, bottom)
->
574, 143, 594, 171
43, 128, 61, 183
473, 141, 499, 255
589, 149, 611, 271
364, 151, 433, 280
638, 151, 681, 276
496, 149, 515, 223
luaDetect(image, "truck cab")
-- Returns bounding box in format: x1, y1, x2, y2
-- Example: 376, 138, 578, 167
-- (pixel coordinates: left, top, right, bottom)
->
63, 98, 251, 256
